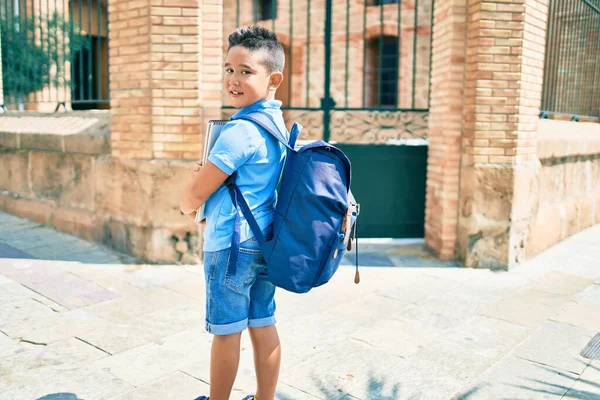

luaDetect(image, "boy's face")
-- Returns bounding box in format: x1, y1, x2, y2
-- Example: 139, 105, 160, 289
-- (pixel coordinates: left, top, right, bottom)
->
224, 46, 282, 109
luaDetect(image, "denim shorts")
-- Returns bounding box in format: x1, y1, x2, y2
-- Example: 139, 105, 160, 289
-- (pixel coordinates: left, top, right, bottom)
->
202, 227, 276, 335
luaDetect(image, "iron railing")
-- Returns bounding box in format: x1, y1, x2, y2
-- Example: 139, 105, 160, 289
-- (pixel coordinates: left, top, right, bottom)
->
541, 0, 600, 120
226, 0, 433, 142
0, 0, 109, 111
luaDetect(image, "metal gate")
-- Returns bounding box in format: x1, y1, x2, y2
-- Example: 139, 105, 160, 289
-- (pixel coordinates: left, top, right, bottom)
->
224, 0, 433, 238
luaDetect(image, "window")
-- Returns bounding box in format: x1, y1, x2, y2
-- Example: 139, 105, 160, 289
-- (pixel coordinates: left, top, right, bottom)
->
256, 0, 277, 21
366, 36, 399, 107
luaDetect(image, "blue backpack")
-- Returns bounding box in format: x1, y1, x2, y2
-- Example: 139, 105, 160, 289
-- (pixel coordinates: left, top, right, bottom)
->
223, 111, 359, 294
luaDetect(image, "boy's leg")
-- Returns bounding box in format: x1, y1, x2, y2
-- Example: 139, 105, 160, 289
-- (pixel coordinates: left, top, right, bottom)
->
249, 325, 281, 400
210, 331, 243, 400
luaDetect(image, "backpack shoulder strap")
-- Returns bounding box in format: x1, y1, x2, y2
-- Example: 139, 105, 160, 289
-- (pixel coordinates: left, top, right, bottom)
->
238, 112, 296, 151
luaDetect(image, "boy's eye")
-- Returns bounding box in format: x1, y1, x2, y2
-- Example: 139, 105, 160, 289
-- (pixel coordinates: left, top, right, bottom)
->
225, 68, 233, 74
242, 70, 251, 75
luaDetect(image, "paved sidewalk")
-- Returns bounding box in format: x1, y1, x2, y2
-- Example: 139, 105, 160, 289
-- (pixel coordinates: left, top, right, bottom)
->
0, 210, 599, 400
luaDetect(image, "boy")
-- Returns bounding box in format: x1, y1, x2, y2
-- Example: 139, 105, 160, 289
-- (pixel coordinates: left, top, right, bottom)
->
180, 26, 288, 400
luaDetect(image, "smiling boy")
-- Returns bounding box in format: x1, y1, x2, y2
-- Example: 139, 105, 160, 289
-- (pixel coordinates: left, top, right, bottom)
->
180, 26, 288, 400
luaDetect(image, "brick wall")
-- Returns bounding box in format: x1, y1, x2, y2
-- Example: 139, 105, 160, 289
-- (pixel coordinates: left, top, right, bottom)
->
223, 0, 432, 111
426, 0, 552, 269
110, 0, 223, 160
424, 0, 467, 260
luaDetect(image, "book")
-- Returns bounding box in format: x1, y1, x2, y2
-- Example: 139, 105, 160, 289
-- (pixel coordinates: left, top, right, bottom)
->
194, 120, 228, 223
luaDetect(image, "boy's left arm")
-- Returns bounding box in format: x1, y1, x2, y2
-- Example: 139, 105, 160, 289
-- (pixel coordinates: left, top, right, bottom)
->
180, 160, 229, 215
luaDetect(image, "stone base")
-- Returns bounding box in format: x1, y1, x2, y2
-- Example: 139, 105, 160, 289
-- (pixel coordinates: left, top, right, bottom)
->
0, 125, 202, 264
458, 162, 540, 270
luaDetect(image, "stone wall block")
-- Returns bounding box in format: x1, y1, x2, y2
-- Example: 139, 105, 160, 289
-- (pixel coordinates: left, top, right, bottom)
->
528, 203, 563, 256
563, 197, 580, 237
595, 189, 600, 224
512, 160, 540, 222
20, 133, 63, 152
538, 162, 564, 205
64, 133, 110, 155
95, 156, 153, 225
464, 215, 511, 270
104, 220, 152, 260
146, 227, 201, 264
1, 195, 54, 226
564, 159, 586, 198
30, 152, 95, 210
149, 161, 197, 229
577, 195, 595, 231
0, 132, 18, 149
0, 150, 30, 195
591, 157, 600, 189
471, 165, 514, 222
49, 207, 105, 243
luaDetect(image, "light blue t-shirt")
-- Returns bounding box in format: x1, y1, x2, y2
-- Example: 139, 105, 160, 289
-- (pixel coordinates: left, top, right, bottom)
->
203, 99, 288, 252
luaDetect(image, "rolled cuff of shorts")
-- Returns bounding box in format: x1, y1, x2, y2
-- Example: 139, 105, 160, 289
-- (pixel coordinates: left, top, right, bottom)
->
206, 318, 247, 336
248, 316, 276, 328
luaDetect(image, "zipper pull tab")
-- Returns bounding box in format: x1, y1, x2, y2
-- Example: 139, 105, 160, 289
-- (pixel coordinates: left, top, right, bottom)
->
354, 268, 360, 284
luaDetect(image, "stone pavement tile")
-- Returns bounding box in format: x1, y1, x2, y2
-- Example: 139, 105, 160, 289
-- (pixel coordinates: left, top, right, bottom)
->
0, 274, 13, 285
21, 269, 121, 310
0, 278, 70, 313
83, 287, 196, 324
0, 364, 133, 400
114, 265, 200, 290
573, 283, 600, 306
275, 382, 324, 400
0, 332, 24, 359
22, 239, 99, 259
166, 274, 207, 300
278, 339, 405, 400
59, 249, 134, 264
108, 371, 209, 400
92, 327, 212, 387
396, 290, 501, 333
78, 302, 204, 355
0, 298, 57, 329
482, 289, 570, 327
277, 312, 365, 360
324, 293, 413, 326
428, 315, 530, 362
514, 320, 595, 375
94, 277, 146, 297
0, 212, 30, 225
0, 243, 34, 259
0, 222, 42, 235
373, 346, 491, 400
550, 301, 600, 331
0, 226, 51, 241
275, 285, 363, 320
376, 273, 465, 305
456, 356, 579, 400
0, 337, 109, 389
564, 361, 600, 400
3, 309, 109, 346
531, 272, 595, 296
14, 230, 82, 250
350, 317, 439, 358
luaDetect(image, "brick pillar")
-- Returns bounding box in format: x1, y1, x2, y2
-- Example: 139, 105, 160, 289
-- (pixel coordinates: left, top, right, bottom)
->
424, 0, 469, 260
426, 0, 548, 269
109, 0, 223, 160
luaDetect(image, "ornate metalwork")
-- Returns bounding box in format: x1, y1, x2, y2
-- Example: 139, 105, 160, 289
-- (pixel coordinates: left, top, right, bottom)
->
330, 110, 428, 144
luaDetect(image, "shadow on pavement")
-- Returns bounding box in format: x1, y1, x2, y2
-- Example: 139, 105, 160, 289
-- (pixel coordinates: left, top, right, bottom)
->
36, 394, 83, 400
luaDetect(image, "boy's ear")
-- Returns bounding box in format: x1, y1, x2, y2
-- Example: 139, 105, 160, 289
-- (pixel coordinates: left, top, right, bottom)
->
269, 72, 284, 91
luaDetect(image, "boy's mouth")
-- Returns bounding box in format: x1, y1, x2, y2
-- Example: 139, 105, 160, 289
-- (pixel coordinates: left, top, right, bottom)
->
230, 90, 243, 97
